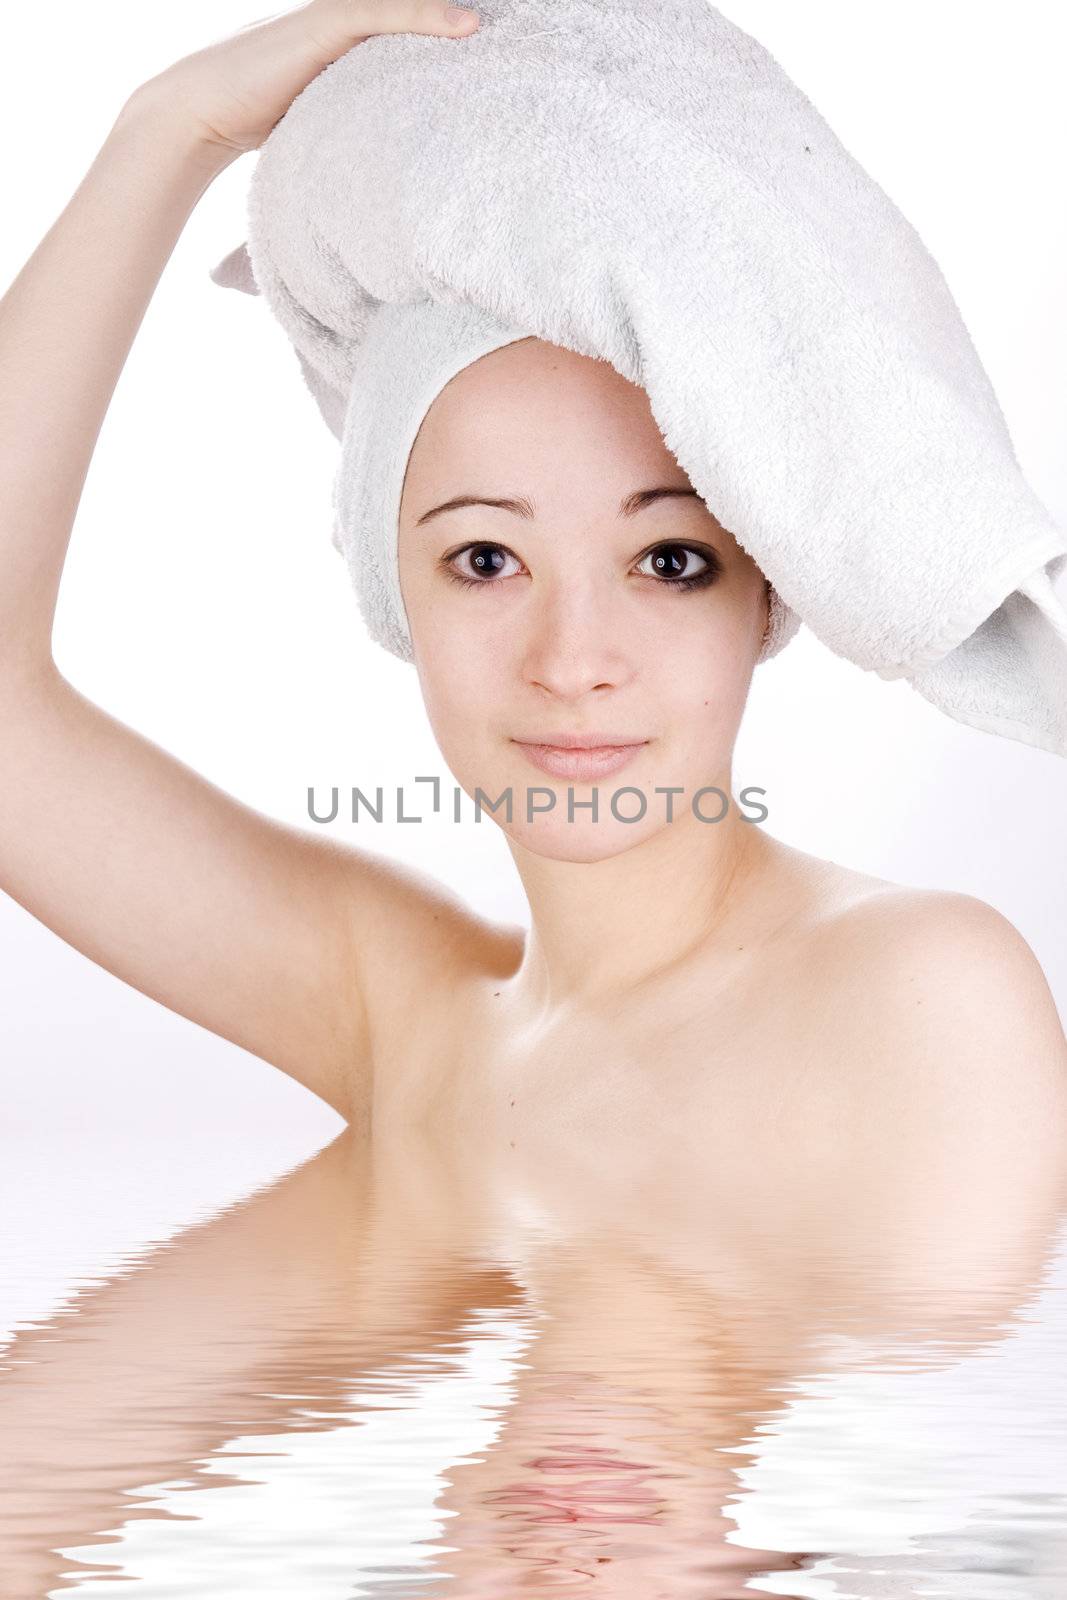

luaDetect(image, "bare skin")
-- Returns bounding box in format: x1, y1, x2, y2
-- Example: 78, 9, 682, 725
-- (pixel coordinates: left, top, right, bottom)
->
1, 1, 1065, 1192
1, 1107, 1065, 1597
2, 7, 1067, 1590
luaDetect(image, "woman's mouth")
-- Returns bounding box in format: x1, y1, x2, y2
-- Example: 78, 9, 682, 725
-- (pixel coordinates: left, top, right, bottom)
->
511, 740, 649, 780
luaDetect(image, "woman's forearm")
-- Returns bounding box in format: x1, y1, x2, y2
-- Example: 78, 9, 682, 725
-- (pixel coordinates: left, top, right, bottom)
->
0, 89, 237, 679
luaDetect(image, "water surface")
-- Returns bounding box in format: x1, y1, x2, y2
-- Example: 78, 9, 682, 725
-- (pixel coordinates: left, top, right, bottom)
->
2, 1116, 1066, 1598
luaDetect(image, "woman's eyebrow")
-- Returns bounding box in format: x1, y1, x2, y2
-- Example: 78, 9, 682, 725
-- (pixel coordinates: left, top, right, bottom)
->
414, 486, 701, 527
621, 486, 703, 516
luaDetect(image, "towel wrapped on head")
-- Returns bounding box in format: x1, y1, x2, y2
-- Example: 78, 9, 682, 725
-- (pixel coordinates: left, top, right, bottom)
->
211, 0, 1067, 757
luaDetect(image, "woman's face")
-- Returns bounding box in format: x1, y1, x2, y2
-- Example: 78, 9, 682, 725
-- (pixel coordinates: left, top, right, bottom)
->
397, 338, 769, 863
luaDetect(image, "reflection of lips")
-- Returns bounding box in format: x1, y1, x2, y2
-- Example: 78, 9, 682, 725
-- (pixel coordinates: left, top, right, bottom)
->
486, 1447, 664, 1524
524, 1451, 651, 1473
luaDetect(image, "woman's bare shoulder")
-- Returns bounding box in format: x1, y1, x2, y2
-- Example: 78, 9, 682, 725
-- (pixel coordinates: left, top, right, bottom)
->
778, 856, 1067, 1310
333, 843, 524, 1000
768, 838, 1036, 952
769, 842, 1064, 1058
810, 865, 1041, 974
791, 854, 1067, 1099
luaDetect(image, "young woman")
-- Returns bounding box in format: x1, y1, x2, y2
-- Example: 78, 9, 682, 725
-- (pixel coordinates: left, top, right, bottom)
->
1, 0, 1065, 1211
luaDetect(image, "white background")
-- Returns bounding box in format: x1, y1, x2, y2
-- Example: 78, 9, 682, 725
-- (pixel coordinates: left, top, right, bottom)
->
0, 2, 1065, 1315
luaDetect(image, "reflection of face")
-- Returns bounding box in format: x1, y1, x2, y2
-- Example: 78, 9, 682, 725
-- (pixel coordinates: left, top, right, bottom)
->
398, 337, 770, 863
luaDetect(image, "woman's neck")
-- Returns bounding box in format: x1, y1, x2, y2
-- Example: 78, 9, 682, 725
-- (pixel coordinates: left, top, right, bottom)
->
505, 797, 785, 1016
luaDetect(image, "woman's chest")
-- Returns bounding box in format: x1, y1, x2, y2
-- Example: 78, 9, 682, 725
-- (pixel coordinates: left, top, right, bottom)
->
368, 966, 895, 1288
370, 957, 845, 1186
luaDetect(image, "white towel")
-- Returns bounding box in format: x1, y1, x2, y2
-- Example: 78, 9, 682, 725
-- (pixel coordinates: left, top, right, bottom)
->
210, 0, 1067, 757
211, 244, 801, 668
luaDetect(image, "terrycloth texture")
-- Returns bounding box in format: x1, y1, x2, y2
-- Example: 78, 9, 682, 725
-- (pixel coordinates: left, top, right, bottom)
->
210, 260, 799, 667
210, 0, 1067, 756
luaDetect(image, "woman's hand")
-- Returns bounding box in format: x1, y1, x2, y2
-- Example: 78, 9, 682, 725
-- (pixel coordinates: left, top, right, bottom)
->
133, 0, 480, 158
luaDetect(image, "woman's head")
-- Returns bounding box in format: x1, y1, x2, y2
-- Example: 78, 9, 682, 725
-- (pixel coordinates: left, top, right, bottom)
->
397, 336, 771, 863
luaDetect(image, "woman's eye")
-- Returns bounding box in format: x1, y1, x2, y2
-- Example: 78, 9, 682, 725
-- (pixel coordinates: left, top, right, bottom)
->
442, 543, 522, 588
636, 543, 720, 590
441, 540, 721, 592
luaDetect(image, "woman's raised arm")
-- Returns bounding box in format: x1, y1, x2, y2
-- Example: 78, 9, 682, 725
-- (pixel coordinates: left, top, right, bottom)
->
0, 1, 483, 1126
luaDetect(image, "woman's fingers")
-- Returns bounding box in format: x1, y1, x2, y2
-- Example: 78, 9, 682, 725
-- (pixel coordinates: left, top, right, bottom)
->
312, 0, 480, 46
138, 0, 480, 157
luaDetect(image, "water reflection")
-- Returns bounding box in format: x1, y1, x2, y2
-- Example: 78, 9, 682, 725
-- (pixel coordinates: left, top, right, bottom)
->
1, 1118, 1066, 1598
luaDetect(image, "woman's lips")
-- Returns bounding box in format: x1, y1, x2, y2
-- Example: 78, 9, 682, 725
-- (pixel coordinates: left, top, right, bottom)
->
512, 741, 648, 780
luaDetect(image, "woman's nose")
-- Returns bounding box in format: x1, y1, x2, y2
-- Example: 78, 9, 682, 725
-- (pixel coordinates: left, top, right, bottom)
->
519, 576, 635, 698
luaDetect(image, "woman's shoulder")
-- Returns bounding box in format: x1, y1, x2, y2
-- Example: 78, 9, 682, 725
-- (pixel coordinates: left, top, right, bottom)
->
788, 850, 1067, 1106
334, 845, 524, 1015
808, 862, 1043, 985
772, 840, 1038, 964
785, 853, 1067, 1292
